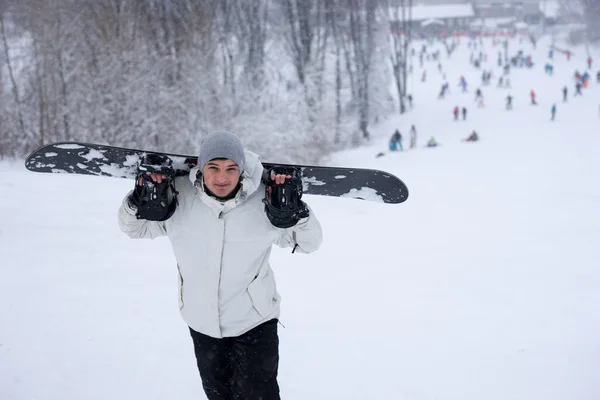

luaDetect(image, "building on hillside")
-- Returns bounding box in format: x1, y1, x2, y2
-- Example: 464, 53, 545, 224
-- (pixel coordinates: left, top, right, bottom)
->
390, 1, 566, 37
390, 2, 475, 37
471, 0, 543, 24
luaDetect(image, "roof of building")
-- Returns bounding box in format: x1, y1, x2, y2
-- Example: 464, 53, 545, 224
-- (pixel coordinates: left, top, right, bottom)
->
396, 4, 475, 21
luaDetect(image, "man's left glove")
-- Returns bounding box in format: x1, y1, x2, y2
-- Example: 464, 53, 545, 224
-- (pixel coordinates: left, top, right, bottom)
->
262, 167, 309, 228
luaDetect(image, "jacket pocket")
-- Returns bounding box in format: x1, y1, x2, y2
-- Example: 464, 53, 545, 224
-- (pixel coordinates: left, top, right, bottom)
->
176, 264, 184, 310
247, 271, 280, 317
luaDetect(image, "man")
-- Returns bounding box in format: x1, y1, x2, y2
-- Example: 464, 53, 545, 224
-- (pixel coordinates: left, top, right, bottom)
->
464, 131, 479, 142
389, 129, 403, 151
506, 95, 513, 110
409, 125, 417, 149
118, 131, 323, 400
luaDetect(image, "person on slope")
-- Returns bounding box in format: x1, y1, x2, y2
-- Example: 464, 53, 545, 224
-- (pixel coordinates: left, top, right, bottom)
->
464, 131, 479, 142
427, 136, 439, 148
506, 95, 513, 110
575, 82, 583, 96
389, 129, 403, 151
118, 131, 323, 400
409, 125, 417, 149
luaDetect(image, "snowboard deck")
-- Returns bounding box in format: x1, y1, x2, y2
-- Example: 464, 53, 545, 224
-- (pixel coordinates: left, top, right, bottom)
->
25, 142, 409, 204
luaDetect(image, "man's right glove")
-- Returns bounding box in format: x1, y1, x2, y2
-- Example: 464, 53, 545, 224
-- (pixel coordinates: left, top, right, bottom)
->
262, 167, 309, 228
128, 154, 178, 221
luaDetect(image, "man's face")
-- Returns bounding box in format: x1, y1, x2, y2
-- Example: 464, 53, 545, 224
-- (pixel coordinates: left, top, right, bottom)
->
202, 159, 241, 198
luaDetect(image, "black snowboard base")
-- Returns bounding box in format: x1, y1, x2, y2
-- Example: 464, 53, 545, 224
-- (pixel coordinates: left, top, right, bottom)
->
25, 142, 409, 204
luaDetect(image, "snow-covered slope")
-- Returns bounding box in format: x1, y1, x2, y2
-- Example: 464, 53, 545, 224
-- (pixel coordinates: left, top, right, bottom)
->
1, 35, 599, 400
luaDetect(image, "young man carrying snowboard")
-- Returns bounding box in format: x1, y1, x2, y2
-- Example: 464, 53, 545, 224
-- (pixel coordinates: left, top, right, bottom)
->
118, 131, 323, 400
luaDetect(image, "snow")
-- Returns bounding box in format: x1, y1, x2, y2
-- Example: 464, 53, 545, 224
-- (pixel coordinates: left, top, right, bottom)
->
540, 1, 561, 19
421, 18, 446, 27
2, 35, 600, 400
339, 187, 385, 203
402, 4, 475, 21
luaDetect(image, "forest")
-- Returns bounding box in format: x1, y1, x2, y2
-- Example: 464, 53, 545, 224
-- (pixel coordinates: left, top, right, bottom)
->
0, 0, 421, 162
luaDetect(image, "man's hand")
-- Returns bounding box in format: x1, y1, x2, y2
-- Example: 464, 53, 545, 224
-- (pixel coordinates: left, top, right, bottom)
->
271, 173, 291, 185
138, 173, 166, 185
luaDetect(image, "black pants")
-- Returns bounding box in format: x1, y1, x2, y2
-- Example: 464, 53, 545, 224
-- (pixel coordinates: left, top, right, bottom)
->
189, 319, 280, 400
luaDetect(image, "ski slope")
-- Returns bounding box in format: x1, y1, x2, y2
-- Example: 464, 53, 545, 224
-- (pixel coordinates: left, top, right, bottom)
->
1, 35, 600, 400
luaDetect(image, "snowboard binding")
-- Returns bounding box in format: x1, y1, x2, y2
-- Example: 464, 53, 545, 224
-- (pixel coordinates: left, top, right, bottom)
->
262, 166, 309, 228
130, 154, 179, 221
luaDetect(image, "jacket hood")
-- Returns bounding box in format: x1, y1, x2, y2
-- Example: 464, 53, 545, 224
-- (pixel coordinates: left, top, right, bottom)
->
188, 150, 264, 206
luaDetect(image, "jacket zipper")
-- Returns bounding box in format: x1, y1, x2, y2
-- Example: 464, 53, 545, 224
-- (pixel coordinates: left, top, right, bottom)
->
217, 210, 225, 336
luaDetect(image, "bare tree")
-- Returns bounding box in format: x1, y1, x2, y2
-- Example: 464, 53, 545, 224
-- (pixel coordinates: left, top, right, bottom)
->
381, 0, 411, 114
0, 10, 26, 140
325, 0, 343, 143
346, 0, 377, 139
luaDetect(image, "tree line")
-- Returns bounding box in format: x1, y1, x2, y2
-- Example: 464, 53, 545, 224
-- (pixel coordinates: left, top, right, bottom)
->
0, 0, 414, 162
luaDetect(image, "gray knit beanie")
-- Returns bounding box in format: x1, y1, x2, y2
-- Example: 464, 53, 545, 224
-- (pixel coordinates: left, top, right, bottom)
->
198, 131, 246, 172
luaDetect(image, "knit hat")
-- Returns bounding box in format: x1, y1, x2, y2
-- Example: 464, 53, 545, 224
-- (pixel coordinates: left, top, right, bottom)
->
198, 131, 246, 172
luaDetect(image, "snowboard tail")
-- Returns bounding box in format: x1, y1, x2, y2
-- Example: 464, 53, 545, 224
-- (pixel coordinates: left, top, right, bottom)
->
25, 142, 409, 204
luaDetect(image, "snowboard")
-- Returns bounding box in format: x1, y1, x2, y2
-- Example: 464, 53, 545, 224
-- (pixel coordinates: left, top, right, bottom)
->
25, 142, 409, 204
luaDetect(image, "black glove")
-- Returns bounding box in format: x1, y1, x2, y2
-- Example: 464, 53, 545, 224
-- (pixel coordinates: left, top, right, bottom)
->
128, 154, 178, 221
262, 167, 309, 228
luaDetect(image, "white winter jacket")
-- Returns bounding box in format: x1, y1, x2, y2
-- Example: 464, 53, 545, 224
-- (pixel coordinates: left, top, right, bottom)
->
118, 151, 322, 338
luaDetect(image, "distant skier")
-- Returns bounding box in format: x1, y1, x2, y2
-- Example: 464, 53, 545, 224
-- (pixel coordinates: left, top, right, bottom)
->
582, 72, 590, 87
407, 94, 413, 109
427, 137, 439, 148
551, 104, 557, 121
438, 83, 449, 99
389, 130, 403, 151
453, 106, 460, 121
530, 89, 537, 105
475, 88, 482, 100
562, 86, 568, 102
464, 131, 479, 142
506, 95, 513, 110
409, 125, 417, 149
459, 76, 468, 92
462, 107, 467, 120
575, 82, 583, 96
588, 56, 593, 70
597, 70, 600, 83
